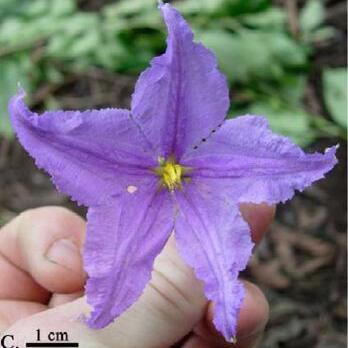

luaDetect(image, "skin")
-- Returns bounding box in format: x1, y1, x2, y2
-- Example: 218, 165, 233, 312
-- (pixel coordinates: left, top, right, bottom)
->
0, 204, 275, 348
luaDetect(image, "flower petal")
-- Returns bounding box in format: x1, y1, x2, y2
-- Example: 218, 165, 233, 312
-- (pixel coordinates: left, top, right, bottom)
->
85, 180, 173, 328
182, 115, 338, 204
9, 90, 156, 206
131, 3, 229, 159
174, 184, 253, 341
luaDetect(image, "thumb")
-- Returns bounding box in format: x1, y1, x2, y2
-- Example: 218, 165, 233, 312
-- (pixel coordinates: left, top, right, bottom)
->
3, 236, 207, 348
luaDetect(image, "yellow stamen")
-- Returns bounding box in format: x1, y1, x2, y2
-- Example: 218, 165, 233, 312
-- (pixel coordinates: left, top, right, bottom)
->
154, 157, 186, 192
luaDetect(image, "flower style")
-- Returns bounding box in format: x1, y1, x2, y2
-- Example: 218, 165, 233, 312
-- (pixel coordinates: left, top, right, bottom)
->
8, 3, 337, 341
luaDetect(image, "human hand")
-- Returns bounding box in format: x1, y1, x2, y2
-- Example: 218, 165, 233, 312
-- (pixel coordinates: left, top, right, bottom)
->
0, 205, 274, 348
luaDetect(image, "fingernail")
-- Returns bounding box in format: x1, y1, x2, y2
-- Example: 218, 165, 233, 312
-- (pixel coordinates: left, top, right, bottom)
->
46, 238, 81, 271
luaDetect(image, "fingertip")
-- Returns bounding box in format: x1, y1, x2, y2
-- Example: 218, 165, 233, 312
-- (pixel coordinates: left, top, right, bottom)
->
236, 281, 269, 340
40, 237, 86, 293
239, 203, 275, 244
200, 281, 269, 347
4, 207, 87, 294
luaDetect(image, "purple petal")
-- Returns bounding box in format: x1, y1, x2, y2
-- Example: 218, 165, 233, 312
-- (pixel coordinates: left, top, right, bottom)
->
131, 3, 229, 159
85, 180, 174, 328
174, 183, 253, 341
182, 115, 338, 204
9, 90, 156, 206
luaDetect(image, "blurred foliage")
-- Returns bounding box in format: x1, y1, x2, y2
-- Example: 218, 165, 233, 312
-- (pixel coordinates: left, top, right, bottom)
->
0, 0, 346, 144
323, 68, 347, 129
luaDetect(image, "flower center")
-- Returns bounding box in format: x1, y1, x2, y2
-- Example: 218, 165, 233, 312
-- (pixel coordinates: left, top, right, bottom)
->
154, 157, 187, 192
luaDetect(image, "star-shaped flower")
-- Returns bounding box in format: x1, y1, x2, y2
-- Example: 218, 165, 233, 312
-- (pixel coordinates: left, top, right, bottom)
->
8, 3, 337, 341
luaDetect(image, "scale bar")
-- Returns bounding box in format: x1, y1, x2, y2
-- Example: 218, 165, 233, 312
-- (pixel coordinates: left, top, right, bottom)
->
26, 343, 79, 347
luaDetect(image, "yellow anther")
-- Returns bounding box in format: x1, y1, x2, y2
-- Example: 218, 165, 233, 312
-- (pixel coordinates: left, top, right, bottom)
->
154, 158, 185, 192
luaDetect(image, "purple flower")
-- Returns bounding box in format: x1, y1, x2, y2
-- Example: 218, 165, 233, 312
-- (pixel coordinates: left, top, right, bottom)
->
8, 3, 337, 341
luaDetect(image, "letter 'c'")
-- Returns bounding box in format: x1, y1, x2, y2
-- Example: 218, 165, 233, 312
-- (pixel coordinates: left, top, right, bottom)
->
1, 335, 14, 348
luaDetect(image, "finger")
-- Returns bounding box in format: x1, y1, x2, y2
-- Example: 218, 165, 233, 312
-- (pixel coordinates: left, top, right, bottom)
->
49, 291, 84, 308
191, 281, 268, 348
0, 289, 82, 331
4, 238, 203, 348
104, 204, 274, 347
0, 207, 86, 301
4, 204, 273, 347
99, 236, 207, 346
239, 203, 275, 244
3, 268, 268, 348
3, 298, 98, 348
0, 300, 46, 332
0, 246, 49, 303
232, 282, 268, 348
233, 282, 268, 348
183, 334, 263, 348
182, 336, 212, 348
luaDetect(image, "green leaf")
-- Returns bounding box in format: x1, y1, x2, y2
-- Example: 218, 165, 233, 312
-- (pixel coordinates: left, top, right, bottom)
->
311, 115, 346, 139
46, 13, 100, 60
299, 0, 325, 34
309, 26, 335, 43
223, 0, 271, 16
0, 56, 32, 137
49, 0, 75, 16
239, 7, 286, 28
103, 1, 160, 30
245, 102, 316, 146
175, 0, 228, 15
94, 38, 129, 71
175, 0, 271, 17
0, 0, 76, 55
197, 29, 306, 83
255, 74, 306, 106
278, 75, 306, 105
103, 0, 154, 17
323, 68, 347, 129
